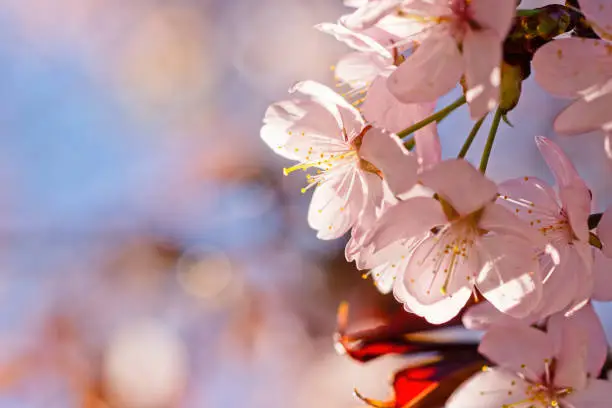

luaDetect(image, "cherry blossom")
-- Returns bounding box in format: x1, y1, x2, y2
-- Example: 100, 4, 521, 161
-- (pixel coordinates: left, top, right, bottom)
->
464, 246, 612, 330
448, 304, 611, 408
258, 3, 612, 406
342, 0, 517, 119
577, 0, 612, 40
261, 80, 418, 241
362, 159, 546, 324
317, 22, 440, 150
497, 136, 593, 318
533, 31, 612, 157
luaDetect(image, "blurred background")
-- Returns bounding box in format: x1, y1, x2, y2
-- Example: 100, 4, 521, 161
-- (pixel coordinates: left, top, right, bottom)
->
0, 0, 610, 407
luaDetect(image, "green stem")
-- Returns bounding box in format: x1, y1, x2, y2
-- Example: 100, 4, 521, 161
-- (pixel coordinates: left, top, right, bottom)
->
398, 95, 467, 148
479, 108, 503, 173
458, 115, 487, 159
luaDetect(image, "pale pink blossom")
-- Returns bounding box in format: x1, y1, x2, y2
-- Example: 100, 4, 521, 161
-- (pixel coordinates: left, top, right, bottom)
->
362, 159, 546, 324
577, 0, 612, 40
261, 81, 418, 241
343, 0, 517, 119
497, 136, 593, 318
340, 0, 428, 40
356, 184, 434, 292
464, 246, 612, 330
533, 33, 612, 156
448, 304, 611, 408
317, 23, 439, 142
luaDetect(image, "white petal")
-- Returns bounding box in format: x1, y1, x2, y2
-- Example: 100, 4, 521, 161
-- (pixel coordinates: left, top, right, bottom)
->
419, 159, 498, 216
463, 28, 503, 119
307, 169, 363, 239
547, 303, 607, 388
563, 379, 612, 408
479, 325, 553, 382
359, 126, 419, 196
364, 196, 446, 252
475, 234, 542, 318
291, 80, 365, 139
401, 232, 477, 305
446, 368, 530, 408
388, 32, 463, 103
394, 277, 472, 325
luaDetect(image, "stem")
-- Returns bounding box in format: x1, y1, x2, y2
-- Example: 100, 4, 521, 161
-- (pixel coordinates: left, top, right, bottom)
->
458, 115, 487, 159
479, 108, 503, 173
398, 95, 467, 145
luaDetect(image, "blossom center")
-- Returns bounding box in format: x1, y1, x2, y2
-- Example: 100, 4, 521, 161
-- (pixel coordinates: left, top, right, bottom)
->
282, 125, 382, 194
427, 214, 481, 295
538, 209, 576, 244
503, 359, 574, 408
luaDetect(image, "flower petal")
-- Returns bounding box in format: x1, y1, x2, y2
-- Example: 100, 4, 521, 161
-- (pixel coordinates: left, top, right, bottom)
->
362, 75, 437, 135
347, 171, 386, 248
364, 196, 446, 252
470, 0, 516, 38
394, 280, 472, 324
597, 206, 612, 258
577, 0, 612, 39
554, 82, 612, 135
563, 379, 612, 408
497, 176, 559, 216
359, 126, 420, 196
307, 169, 364, 239
548, 303, 607, 387
479, 202, 548, 248
341, 0, 403, 30
475, 234, 542, 319
419, 159, 498, 215
532, 245, 588, 319
315, 23, 392, 56
367, 243, 413, 293
533, 38, 612, 98
335, 53, 390, 89
291, 80, 365, 138
462, 301, 528, 331
414, 122, 442, 170
559, 184, 592, 243
463, 28, 502, 120
261, 99, 347, 160
479, 325, 553, 381
446, 368, 529, 408
400, 232, 478, 306
535, 136, 583, 188
388, 32, 463, 103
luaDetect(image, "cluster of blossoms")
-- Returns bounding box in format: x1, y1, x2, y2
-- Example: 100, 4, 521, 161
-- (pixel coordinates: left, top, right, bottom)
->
261, 0, 612, 406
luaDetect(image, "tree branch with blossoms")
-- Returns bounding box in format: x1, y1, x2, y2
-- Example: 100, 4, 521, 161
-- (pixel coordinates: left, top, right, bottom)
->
261, 0, 612, 407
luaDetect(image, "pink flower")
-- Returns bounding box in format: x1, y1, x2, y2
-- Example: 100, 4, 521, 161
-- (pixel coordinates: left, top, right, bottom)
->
533, 25, 612, 156
362, 159, 545, 324
497, 136, 593, 318
448, 304, 611, 408
261, 81, 418, 240
317, 23, 439, 142
464, 248, 612, 330
343, 0, 516, 119
577, 0, 612, 40
340, 0, 427, 40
